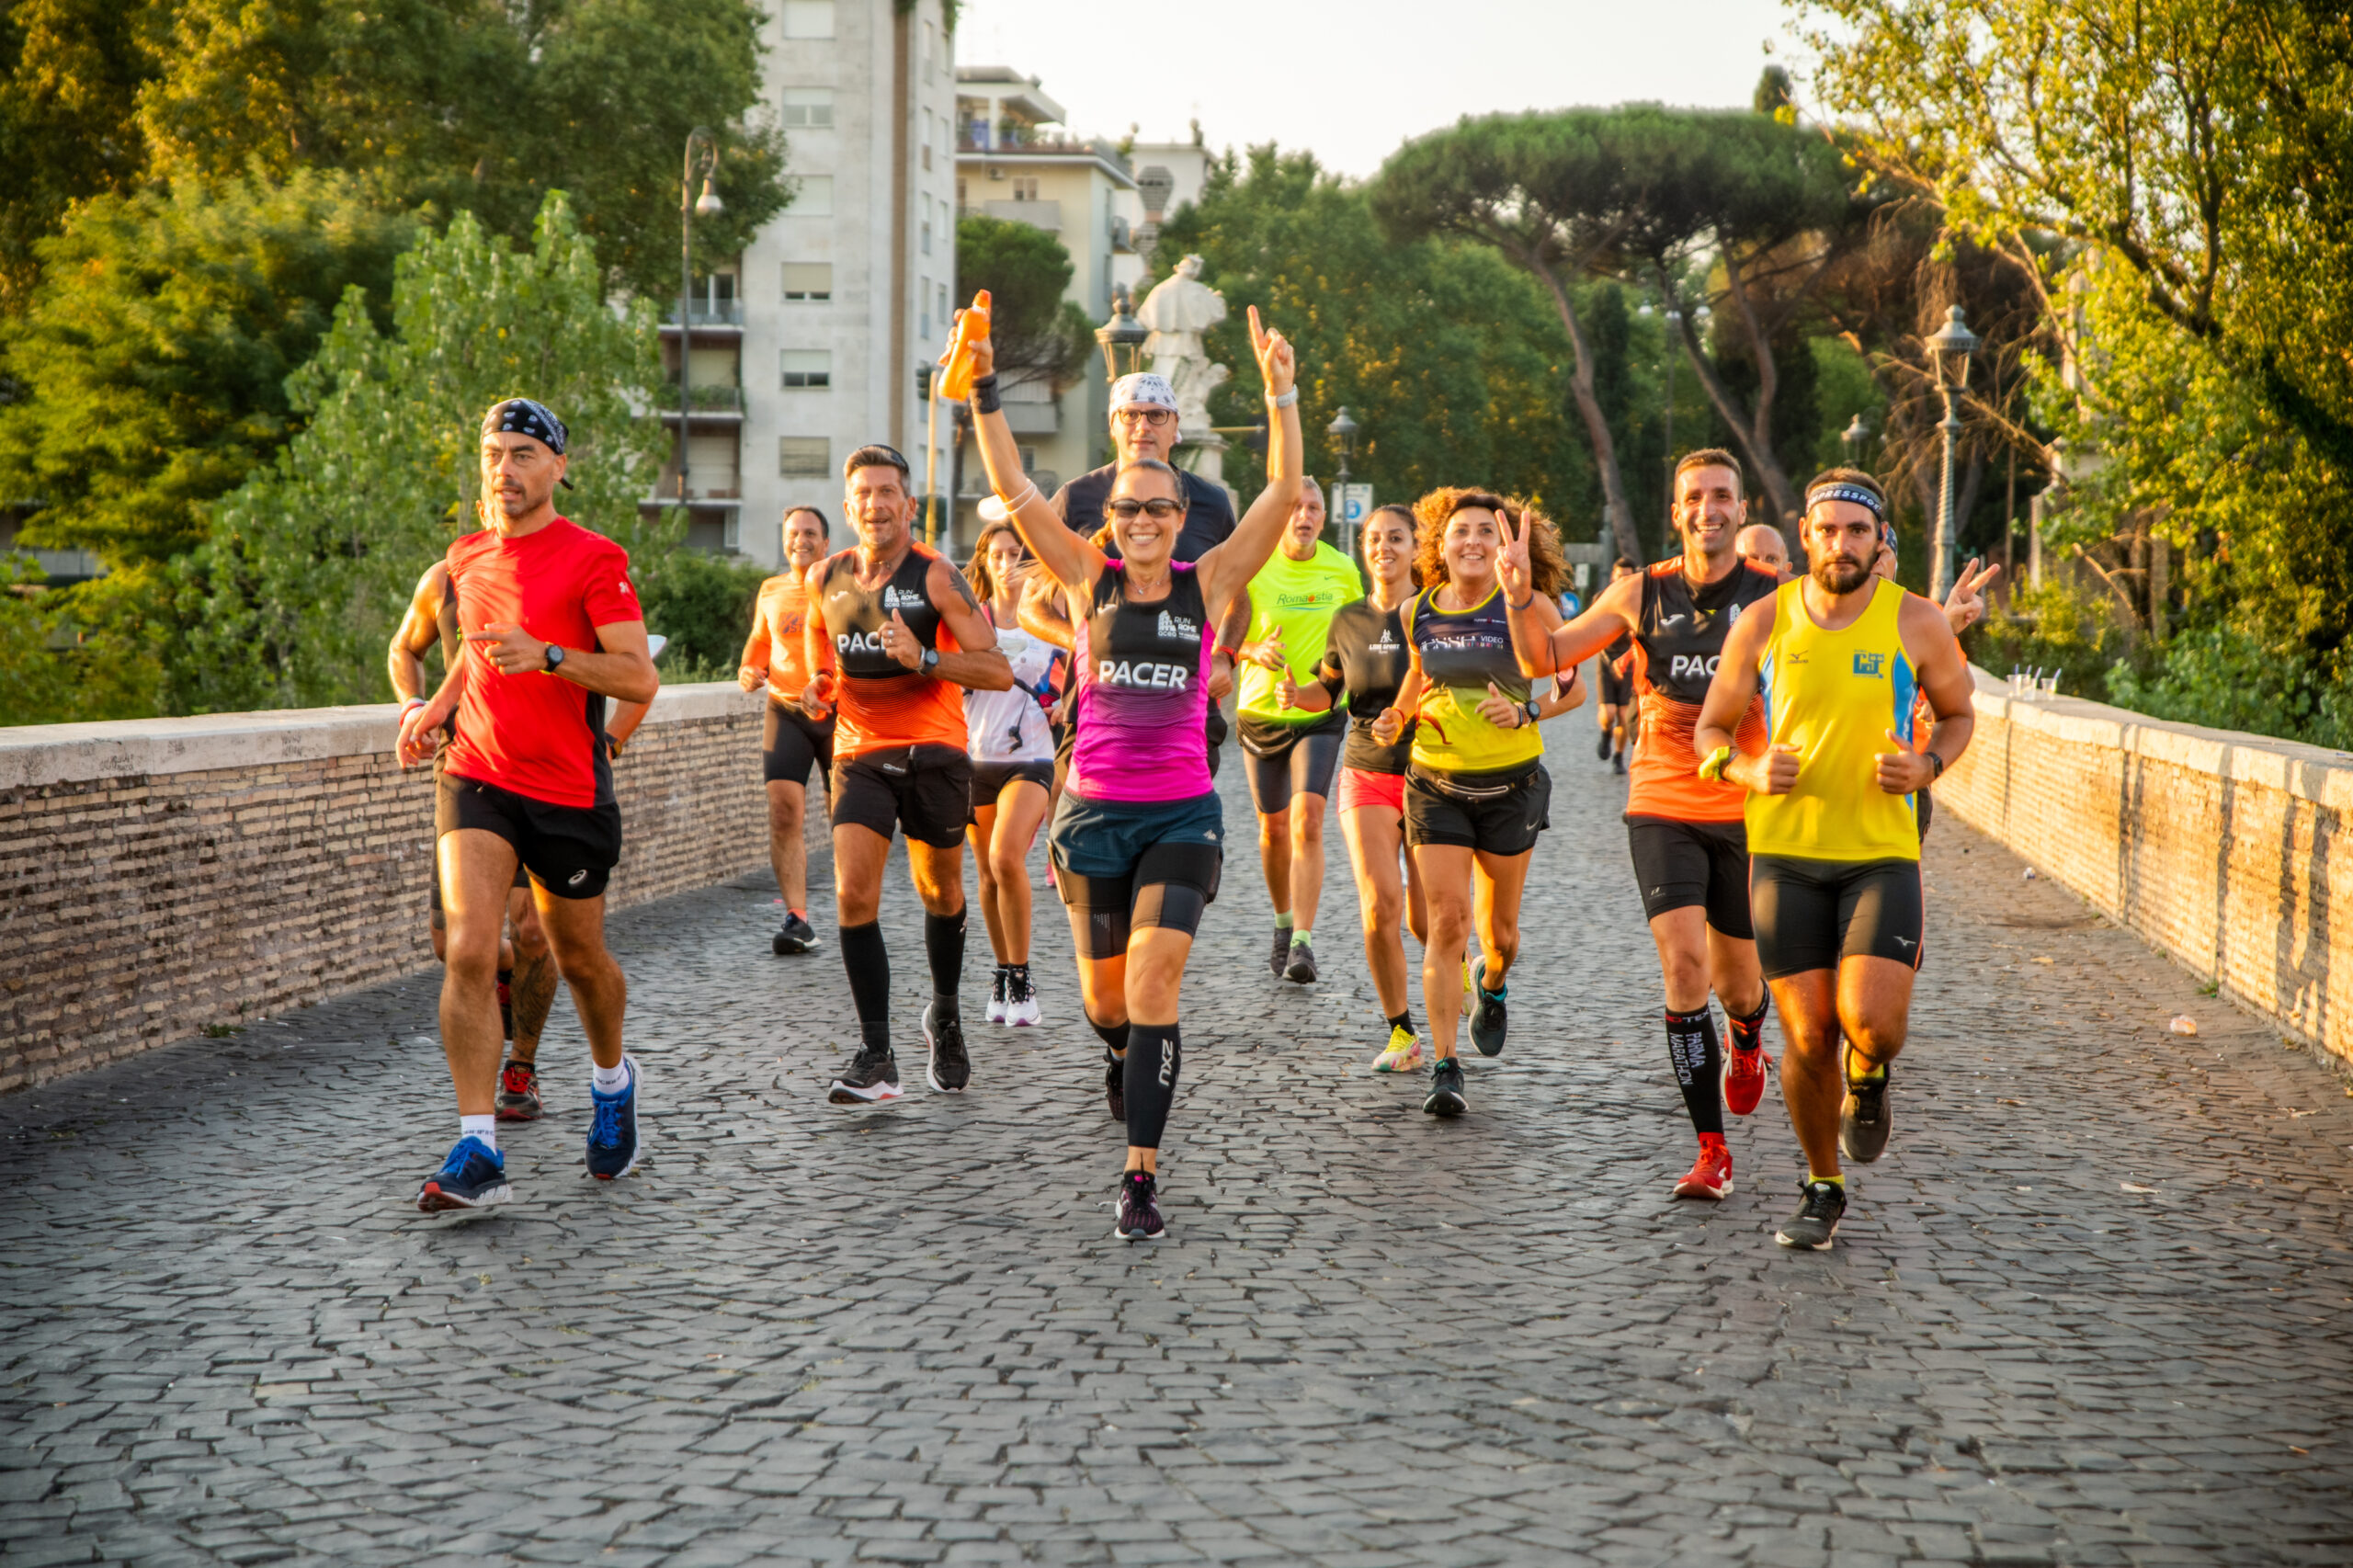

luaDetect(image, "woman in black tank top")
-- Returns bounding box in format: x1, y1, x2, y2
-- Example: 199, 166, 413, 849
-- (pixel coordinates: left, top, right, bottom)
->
1278, 504, 1431, 1073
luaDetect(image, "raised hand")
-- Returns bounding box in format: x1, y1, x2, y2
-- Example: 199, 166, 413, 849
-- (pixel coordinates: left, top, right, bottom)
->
1942, 556, 2000, 635
1247, 304, 1295, 398
1276, 669, 1301, 710
881, 608, 926, 671
962, 312, 995, 382
1495, 506, 1533, 601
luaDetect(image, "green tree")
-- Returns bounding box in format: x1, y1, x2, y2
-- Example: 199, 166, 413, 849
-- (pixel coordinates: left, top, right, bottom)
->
0, 170, 417, 566
953, 213, 1092, 398
0, 0, 158, 312
1154, 146, 1593, 537
166, 189, 676, 714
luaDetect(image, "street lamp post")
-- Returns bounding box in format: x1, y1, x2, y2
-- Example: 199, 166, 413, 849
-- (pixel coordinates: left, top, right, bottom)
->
677, 127, 723, 509
1840, 413, 1870, 469
1326, 405, 1359, 557
1095, 286, 1148, 382
1925, 303, 1979, 600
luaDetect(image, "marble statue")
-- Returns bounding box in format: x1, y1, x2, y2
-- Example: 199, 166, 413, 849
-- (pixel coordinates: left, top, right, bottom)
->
1137, 256, 1230, 441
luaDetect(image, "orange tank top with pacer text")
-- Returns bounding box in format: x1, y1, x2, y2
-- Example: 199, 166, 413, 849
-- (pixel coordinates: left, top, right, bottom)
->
1623, 558, 1778, 823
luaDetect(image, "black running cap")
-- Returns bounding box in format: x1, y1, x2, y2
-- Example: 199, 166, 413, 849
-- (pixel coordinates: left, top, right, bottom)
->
483, 398, 574, 488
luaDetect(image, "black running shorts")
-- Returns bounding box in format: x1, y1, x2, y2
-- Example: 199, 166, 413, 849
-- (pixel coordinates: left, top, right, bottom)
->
763, 699, 835, 790
830, 744, 972, 849
1240, 711, 1346, 812
1598, 659, 1634, 708
1749, 855, 1926, 980
970, 757, 1052, 810
1625, 815, 1753, 937
1404, 763, 1551, 858
437, 772, 622, 901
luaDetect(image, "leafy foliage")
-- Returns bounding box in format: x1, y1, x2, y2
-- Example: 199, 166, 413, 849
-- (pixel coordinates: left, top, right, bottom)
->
953, 214, 1092, 397
0, 0, 157, 312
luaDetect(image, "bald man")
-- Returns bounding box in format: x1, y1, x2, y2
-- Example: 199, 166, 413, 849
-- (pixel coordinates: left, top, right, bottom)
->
1736, 524, 1790, 576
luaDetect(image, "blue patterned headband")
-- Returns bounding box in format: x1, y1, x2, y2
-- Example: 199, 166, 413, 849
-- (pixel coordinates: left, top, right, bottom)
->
1805, 481, 1885, 521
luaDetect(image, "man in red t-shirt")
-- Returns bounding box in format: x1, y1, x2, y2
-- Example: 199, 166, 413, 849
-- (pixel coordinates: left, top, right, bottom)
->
398, 398, 660, 1211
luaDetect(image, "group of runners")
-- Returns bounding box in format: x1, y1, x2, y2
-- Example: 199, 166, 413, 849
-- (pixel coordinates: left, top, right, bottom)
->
395, 299, 1991, 1252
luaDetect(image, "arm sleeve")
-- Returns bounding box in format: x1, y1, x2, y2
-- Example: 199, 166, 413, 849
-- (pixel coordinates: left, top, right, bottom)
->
1315, 653, 1346, 701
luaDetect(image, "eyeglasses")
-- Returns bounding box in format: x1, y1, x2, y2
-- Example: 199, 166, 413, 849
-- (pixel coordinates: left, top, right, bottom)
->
1113, 408, 1174, 427
1103, 498, 1185, 521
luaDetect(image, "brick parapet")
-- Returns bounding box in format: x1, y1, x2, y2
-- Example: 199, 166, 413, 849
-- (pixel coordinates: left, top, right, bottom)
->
0, 684, 816, 1092
1938, 665, 2353, 1067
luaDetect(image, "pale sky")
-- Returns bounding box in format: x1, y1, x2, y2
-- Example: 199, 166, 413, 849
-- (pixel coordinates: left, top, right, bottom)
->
955, 0, 1802, 179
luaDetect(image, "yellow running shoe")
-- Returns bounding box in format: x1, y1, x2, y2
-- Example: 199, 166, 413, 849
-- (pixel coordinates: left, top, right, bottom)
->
1370, 1025, 1425, 1074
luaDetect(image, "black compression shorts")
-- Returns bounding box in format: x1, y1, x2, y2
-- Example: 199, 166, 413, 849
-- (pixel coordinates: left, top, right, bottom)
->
829, 744, 972, 849
1241, 713, 1346, 812
763, 699, 835, 789
1625, 816, 1753, 937
970, 758, 1052, 810
1404, 764, 1550, 858
437, 772, 622, 901
1750, 856, 1926, 980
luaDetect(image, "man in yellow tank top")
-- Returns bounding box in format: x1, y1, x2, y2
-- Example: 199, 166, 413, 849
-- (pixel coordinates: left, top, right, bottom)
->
1693, 469, 1977, 1251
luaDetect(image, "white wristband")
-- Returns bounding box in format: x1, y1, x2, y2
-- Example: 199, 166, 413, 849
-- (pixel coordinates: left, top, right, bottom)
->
996, 480, 1039, 512
400, 696, 427, 712
1266, 387, 1300, 409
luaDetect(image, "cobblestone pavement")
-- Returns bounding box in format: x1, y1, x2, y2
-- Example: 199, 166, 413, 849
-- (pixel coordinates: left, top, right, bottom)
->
6, 720, 2353, 1568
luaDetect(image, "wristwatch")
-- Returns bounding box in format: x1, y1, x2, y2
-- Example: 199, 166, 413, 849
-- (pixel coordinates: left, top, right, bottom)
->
920, 646, 940, 675
1520, 699, 1541, 726
544, 643, 566, 672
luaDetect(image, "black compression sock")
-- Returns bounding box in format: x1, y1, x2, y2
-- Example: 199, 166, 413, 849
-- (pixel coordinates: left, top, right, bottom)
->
1387, 1009, 1415, 1036
1727, 995, 1769, 1053
1088, 1013, 1129, 1055
1665, 1006, 1725, 1138
1123, 1022, 1182, 1150
839, 921, 891, 1050
923, 907, 967, 1022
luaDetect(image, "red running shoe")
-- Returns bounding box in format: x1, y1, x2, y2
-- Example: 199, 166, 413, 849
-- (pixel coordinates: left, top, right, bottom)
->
1723, 1043, 1770, 1117
1673, 1139, 1733, 1200
494, 1059, 542, 1121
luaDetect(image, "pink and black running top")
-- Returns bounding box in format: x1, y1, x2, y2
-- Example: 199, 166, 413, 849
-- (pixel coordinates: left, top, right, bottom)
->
1069, 560, 1214, 802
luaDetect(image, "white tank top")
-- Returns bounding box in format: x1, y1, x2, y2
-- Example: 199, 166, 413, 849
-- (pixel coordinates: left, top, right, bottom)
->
964, 624, 1058, 763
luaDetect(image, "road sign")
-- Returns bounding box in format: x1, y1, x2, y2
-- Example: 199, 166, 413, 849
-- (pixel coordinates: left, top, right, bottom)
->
1336, 484, 1374, 527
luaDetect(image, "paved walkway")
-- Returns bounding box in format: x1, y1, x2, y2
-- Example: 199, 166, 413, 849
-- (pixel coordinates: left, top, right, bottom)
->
5, 722, 2352, 1567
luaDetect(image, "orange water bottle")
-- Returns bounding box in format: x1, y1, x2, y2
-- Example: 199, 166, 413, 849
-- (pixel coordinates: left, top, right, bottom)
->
936, 290, 992, 402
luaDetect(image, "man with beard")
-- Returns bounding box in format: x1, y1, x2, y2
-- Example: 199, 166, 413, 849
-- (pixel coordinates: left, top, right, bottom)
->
1693, 468, 1976, 1250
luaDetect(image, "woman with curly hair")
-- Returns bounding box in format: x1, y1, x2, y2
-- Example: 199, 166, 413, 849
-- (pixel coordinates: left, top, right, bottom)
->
1370, 489, 1584, 1116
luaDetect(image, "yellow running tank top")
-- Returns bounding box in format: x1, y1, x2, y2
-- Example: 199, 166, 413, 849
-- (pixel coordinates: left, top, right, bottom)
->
1746, 576, 1923, 862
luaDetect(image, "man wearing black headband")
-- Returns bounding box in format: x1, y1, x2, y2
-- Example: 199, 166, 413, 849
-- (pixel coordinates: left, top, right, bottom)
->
396, 397, 661, 1211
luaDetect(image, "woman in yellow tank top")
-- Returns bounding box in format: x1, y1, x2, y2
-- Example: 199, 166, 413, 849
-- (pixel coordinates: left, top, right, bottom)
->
1692, 470, 1977, 1253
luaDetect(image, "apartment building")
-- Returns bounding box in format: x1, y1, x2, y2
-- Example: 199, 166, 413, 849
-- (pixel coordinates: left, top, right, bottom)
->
655, 0, 959, 567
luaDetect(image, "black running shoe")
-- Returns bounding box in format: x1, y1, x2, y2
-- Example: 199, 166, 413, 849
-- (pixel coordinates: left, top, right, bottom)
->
1114, 1170, 1165, 1241
1103, 1050, 1125, 1121
494, 1059, 541, 1122
1596, 730, 1612, 761
924, 1002, 971, 1093
828, 1044, 904, 1105
1611, 750, 1626, 775
1776, 1178, 1847, 1250
1268, 926, 1290, 979
1840, 1053, 1892, 1164
1468, 957, 1507, 1058
415, 1136, 510, 1212
1423, 1055, 1467, 1117
772, 911, 818, 956
1284, 936, 1318, 984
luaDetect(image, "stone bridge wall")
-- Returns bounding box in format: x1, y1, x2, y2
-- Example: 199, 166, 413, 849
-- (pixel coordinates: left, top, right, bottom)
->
1938, 666, 2352, 1068
0, 684, 805, 1092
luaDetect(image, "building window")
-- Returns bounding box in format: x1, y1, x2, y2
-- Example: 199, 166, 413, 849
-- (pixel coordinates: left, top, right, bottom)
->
938, 281, 949, 324
1018, 447, 1039, 473
792, 175, 833, 216
921, 217, 932, 256
780, 437, 831, 477
919, 274, 930, 340
781, 87, 834, 129
781, 0, 834, 39
956, 176, 967, 209
781, 262, 832, 301
1013, 176, 1040, 202
921, 109, 933, 170
782, 350, 833, 389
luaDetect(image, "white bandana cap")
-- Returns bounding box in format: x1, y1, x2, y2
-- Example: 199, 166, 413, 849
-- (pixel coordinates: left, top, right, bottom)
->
1108, 372, 1179, 415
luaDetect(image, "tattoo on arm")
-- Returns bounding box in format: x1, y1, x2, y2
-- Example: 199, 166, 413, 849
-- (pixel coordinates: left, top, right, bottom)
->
940, 562, 982, 613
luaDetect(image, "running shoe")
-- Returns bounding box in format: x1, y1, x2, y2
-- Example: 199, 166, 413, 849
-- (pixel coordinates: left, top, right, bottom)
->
1776, 1178, 1847, 1250
923, 1003, 972, 1093
1003, 968, 1040, 1028
1423, 1055, 1467, 1117
985, 966, 1008, 1025
1268, 926, 1290, 979
1284, 936, 1318, 984
497, 970, 514, 1040
1724, 1040, 1771, 1118
829, 1044, 904, 1105
1840, 1050, 1892, 1163
1113, 1170, 1165, 1241
1370, 1026, 1425, 1074
1595, 730, 1612, 761
1103, 1050, 1126, 1121
772, 911, 818, 955
1468, 957, 1508, 1058
1673, 1140, 1733, 1200
494, 1059, 542, 1122
585, 1056, 642, 1181
415, 1135, 510, 1212
1611, 750, 1626, 776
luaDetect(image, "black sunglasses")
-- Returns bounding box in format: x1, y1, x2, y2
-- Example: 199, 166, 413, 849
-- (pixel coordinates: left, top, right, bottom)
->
1102, 497, 1186, 521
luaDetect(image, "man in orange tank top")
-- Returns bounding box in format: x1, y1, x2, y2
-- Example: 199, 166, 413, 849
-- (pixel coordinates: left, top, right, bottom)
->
801, 446, 1012, 1107
738, 505, 835, 956
1503, 449, 1778, 1203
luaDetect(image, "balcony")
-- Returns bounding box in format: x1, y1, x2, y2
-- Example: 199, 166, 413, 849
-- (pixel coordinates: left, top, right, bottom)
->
657, 384, 745, 425
956, 131, 1132, 176
661, 300, 744, 340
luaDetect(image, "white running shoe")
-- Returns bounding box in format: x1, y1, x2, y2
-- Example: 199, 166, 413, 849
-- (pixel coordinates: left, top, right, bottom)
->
983, 966, 1008, 1025
1003, 968, 1041, 1028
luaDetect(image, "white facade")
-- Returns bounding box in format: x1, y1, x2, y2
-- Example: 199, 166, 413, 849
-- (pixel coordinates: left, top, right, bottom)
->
658, 0, 959, 568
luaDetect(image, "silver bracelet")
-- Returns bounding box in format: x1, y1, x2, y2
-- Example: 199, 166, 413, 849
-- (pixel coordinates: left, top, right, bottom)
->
996, 480, 1039, 512
1266, 387, 1299, 409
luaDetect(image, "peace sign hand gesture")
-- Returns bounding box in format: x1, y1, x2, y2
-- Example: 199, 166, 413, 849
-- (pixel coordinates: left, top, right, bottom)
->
1495, 505, 1533, 601
1247, 305, 1295, 398
1942, 556, 2001, 636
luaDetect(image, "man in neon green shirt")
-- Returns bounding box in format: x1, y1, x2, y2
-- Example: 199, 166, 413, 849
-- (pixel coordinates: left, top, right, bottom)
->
1232, 479, 1364, 983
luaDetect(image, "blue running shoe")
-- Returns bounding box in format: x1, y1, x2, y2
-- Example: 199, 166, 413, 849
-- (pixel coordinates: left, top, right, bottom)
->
415, 1136, 510, 1212
585, 1055, 642, 1181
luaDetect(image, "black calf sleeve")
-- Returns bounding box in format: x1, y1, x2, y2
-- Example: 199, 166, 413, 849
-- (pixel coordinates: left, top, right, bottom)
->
1665, 1006, 1724, 1137
923, 907, 967, 1021
1123, 1022, 1182, 1149
840, 921, 891, 1049
1088, 1013, 1129, 1054
1726, 994, 1769, 1053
